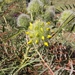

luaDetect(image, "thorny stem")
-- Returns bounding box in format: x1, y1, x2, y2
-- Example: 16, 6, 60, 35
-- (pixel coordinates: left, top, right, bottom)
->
33, 44, 54, 75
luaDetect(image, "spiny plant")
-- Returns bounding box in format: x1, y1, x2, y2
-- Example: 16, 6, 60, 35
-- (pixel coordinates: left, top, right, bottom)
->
0, 0, 75, 75
27, 0, 44, 21
43, 6, 55, 21
17, 13, 30, 29
26, 20, 51, 46
58, 10, 74, 24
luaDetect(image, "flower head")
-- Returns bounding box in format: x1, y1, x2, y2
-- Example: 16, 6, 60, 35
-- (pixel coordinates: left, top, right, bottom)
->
46, 22, 50, 25
27, 40, 32, 44
41, 36, 45, 40
27, 0, 43, 14
43, 6, 55, 21
59, 10, 74, 24
26, 32, 29, 35
47, 35, 52, 39
17, 13, 30, 30
44, 42, 48, 46
27, 19, 51, 45
35, 40, 39, 44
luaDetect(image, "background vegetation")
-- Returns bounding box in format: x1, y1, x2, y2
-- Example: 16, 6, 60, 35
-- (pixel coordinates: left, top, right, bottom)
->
0, 0, 75, 75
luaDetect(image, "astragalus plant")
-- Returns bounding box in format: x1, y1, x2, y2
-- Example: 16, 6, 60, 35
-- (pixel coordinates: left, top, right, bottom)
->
0, 0, 75, 75
17, 13, 30, 30
26, 20, 51, 46
27, 0, 44, 21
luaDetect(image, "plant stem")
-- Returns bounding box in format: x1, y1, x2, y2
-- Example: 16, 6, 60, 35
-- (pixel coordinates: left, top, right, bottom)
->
33, 44, 54, 75
31, 13, 33, 21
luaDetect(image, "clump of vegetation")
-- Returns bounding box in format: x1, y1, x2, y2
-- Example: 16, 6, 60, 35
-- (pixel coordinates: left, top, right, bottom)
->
0, 0, 75, 75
